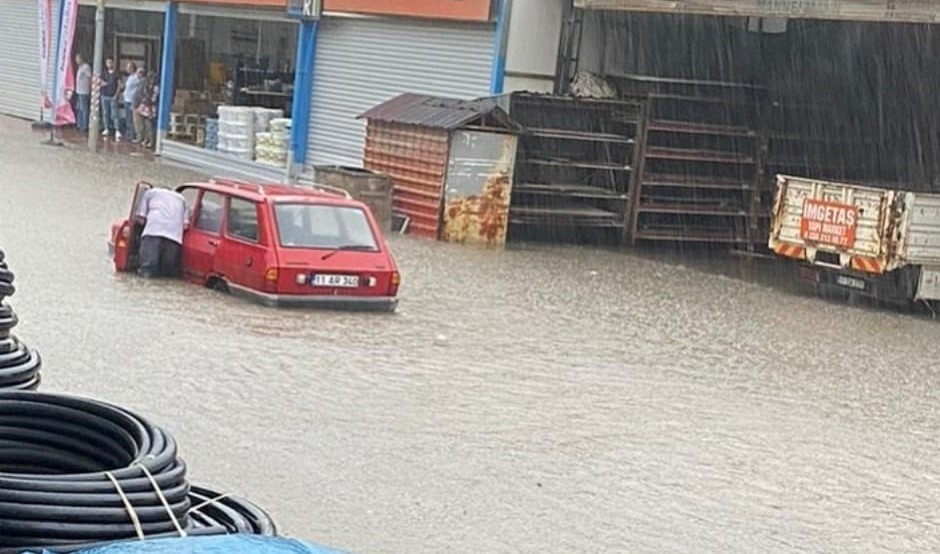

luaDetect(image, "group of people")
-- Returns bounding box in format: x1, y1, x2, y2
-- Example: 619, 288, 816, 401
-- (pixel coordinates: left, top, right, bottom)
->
71, 54, 159, 148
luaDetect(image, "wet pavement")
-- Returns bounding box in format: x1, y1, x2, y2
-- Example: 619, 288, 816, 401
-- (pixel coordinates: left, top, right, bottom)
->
1, 115, 939, 553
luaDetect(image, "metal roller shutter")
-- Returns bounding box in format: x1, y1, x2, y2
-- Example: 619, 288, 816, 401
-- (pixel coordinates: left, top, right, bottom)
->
306, 16, 494, 168
0, 0, 42, 120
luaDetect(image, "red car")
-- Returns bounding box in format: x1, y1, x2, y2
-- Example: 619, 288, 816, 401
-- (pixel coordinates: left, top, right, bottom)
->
109, 179, 400, 311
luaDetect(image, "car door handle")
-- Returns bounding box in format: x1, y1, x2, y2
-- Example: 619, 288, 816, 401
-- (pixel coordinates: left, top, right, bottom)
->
208, 240, 218, 247
245, 257, 253, 267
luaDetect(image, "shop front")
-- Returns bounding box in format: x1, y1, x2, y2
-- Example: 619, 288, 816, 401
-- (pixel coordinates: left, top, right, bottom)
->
301, 0, 502, 170
0, 0, 165, 123
158, 0, 299, 181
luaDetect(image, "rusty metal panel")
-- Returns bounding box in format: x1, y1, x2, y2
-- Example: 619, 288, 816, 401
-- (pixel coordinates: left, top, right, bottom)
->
769, 174, 899, 271
362, 122, 449, 239
574, 0, 940, 23
441, 131, 518, 248
903, 193, 940, 266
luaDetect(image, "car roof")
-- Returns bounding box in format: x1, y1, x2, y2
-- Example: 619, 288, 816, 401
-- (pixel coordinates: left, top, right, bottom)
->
177, 178, 365, 207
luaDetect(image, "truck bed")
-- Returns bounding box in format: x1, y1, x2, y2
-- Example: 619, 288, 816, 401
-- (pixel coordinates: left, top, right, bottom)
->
768, 174, 940, 274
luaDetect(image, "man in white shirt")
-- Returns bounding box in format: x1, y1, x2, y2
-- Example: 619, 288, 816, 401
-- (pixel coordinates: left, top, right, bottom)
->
136, 187, 190, 278
74, 53, 92, 131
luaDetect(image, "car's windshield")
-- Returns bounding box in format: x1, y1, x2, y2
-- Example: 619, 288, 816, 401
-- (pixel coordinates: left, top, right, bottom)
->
274, 203, 379, 250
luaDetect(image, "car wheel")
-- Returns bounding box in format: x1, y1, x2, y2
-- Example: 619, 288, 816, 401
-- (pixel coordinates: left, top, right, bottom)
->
207, 277, 229, 294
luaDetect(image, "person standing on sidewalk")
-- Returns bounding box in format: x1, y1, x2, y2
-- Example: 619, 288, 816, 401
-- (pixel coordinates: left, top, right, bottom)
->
99, 58, 120, 137
120, 62, 141, 142
136, 71, 159, 148
135, 186, 189, 278
74, 54, 92, 132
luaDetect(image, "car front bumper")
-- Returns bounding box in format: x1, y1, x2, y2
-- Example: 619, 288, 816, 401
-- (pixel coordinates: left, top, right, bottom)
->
228, 283, 398, 312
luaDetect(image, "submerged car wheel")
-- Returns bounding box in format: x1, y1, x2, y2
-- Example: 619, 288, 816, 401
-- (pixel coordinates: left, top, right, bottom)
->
207, 276, 229, 294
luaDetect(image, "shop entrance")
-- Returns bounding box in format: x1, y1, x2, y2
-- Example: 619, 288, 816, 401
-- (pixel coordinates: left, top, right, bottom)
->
115, 34, 161, 75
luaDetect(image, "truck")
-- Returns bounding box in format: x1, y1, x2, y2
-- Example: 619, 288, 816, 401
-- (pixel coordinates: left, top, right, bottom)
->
768, 174, 940, 306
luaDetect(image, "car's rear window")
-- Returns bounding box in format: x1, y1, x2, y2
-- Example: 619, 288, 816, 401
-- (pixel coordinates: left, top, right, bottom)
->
274, 203, 379, 250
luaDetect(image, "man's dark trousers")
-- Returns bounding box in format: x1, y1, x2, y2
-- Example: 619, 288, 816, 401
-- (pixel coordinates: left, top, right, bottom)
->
138, 236, 182, 278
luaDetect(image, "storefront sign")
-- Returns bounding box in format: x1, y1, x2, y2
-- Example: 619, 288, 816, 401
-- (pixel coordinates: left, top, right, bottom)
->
799, 198, 859, 249
324, 0, 493, 21
574, 0, 940, 22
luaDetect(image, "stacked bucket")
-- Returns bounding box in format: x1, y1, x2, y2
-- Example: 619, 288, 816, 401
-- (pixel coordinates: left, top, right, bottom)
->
256, 117, 291, 168
204, 118, 220, 151
217, 106, 256, 161
0, 249, 42, 391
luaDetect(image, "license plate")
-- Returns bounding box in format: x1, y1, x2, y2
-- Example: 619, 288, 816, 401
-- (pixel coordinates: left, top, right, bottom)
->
835, 275, 866, 290
311, 274, 359, 288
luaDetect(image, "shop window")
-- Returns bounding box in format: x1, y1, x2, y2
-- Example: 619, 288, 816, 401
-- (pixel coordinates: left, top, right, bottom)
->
195, 192, 224, 234
227, 198, 259, 242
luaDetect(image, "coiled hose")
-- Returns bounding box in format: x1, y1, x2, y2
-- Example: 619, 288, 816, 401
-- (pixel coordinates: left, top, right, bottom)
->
0, 391, 276, 553
0, 250, 14, 299
0, 251, 41, 391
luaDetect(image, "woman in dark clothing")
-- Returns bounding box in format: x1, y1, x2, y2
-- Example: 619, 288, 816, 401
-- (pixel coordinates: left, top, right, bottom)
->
136, 72, 159, 148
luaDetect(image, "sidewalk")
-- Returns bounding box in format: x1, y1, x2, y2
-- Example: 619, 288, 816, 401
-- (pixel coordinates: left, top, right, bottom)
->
29, 120, 155, 161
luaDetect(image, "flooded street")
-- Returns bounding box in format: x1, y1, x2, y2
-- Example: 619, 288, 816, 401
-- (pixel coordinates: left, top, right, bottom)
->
1, 118, 939, 553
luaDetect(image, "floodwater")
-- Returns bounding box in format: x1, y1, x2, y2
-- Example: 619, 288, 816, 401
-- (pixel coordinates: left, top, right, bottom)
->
1, 118, 939, 553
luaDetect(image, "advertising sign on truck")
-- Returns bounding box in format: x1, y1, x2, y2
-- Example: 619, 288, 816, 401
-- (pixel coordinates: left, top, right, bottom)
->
798, 198, 859, 249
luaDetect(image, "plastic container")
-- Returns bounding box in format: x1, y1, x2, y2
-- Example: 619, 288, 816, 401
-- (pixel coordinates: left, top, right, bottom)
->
217, 106, 254, 125
219, 120, 251, 136
218, 133, 253, 151
269, 118, 291, 134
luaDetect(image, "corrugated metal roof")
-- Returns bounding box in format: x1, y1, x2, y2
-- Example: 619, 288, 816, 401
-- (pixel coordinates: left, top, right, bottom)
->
358, 93, 521, 132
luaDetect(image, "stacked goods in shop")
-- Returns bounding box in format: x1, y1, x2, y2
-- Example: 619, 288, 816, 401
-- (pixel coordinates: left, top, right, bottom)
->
253, 108, 283, 133
254, 118, 291, 168
270, 117, 291, 136
204, 118, 219, 151
0, 249, 41, 391
217, 106, 255, 161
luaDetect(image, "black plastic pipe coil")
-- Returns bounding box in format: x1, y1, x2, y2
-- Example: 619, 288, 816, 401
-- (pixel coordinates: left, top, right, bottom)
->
0, 250, 42, 391
0, 391, 276, 552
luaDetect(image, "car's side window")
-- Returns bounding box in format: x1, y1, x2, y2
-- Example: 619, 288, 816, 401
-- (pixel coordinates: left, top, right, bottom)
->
195, 191, 224, 234
227, 197, 260, 242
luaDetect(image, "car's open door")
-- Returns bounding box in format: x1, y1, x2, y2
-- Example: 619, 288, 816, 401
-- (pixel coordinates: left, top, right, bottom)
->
113, 181, 153, 272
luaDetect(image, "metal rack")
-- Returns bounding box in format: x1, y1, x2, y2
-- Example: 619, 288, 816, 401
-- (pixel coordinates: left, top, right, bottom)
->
628, 92, 765, 247
508, 92, 642, 243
